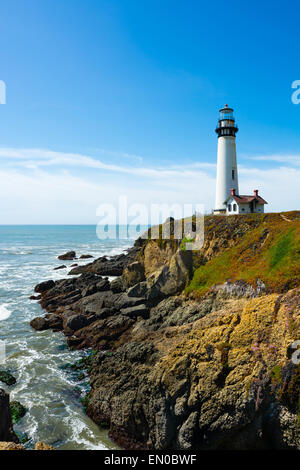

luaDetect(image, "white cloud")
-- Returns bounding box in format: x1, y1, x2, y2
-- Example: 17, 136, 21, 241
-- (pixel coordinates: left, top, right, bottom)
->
0, 148, 299, 224
248, 154, 300, 166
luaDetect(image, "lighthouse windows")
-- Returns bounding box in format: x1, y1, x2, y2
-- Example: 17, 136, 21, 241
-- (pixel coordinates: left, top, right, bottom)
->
232, 169, 235, 180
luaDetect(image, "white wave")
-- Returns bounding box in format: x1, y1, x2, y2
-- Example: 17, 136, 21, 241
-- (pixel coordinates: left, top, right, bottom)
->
0, 304, 11, 321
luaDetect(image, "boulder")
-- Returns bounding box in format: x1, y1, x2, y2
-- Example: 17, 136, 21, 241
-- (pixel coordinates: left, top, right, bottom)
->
81, 278, 110, 297
127, 282, 148, 298
113, 293, 146, 310
0, 371, 16, 386
34, 280, 55, 293
30, 317, 50, 331
64, 314, 89, 333
58, 251, 76, 260
68, 246, 141, 276
120, 304, 149, 319
10, 401, 26, 424
110, 277, 125, 293
79, 254, 94, 259
53, 265, 66, 270
121, 261, 145, 289
147, 249, 193, 299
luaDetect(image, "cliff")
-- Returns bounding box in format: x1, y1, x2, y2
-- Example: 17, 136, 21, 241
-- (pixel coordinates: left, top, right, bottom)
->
31, 211, 300, 449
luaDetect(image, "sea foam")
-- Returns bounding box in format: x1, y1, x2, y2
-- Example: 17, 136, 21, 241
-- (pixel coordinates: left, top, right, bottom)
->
0, 304, 11, 321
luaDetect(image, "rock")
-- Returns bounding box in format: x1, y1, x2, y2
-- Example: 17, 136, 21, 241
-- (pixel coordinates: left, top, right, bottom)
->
30, 317, 50, 331
70, 263, 78, 267
120, 304, 149, 319
47, 315, 63, 331
81, 278, 110, 297
127, 282, 148, 298
34, 280, 55, 293
53, 265, 66, 270
58, 251, 76, 260
110, 277, 125, 293
79, 254, 94, 259
177, 412, 199, 449
10, 401, 26, 424
34, 441, 55, 450
113, 293, 146, 310
0, 371, 16, 386
0, 442, 25, 450
29, 295, 41, 300
145, 249, 193, 300
0, 441, 55, 451
214, 279, 266, 298
64, 314, 90, 333
0, 389, 18, 443
68, 246, 141, 276
122, 261, 145, 289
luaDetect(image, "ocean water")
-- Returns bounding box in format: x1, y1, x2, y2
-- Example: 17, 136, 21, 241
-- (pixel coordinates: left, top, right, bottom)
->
0, 225, 139, 450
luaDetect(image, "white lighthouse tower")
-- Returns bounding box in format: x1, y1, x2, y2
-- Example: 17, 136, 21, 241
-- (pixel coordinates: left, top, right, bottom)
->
214, 105, 239, 214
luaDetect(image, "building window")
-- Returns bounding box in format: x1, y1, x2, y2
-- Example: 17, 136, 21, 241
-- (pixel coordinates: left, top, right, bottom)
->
233, 204, 237, 211
232, 170, 235, 180
227, 204, 231, 212
242, 208, 245, 211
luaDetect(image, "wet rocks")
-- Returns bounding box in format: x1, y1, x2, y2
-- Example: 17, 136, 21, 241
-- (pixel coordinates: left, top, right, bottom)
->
79, 254, 94, 259
68, 246, 142, 276
64, 314, 92, 333
58, 251, 76, 260
29, 295, 41, 300
10, 401, 26, 424
0, 389, 18, 443
53, 265, 66, 270
34, 280, 55, 293
30, 316, 50, 331
0, 371, 16, 386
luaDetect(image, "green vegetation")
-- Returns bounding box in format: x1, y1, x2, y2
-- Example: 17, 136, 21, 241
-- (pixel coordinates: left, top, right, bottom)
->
10, 401, 26, 424
269, 229, 294, 269
180, 236, 195, 251
0, 370, 16, 386
186, 212, 300, 296
81, 393, 91, 411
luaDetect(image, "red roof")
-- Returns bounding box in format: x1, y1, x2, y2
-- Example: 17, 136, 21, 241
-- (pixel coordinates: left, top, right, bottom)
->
230, 195, 268, 204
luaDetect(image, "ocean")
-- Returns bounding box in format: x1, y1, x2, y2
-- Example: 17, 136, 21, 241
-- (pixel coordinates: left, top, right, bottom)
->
0, 225, 138, 449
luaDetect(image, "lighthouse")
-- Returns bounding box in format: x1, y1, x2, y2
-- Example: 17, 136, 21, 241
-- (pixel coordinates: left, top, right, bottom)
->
214, 105, 239, 214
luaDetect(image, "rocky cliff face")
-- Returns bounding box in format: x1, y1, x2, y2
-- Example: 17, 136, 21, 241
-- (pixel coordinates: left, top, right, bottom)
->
30, 211, 300, 449
0, 389, 19, 443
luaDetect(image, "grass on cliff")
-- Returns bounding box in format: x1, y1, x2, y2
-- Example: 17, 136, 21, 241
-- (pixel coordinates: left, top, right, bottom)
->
186, 212, 300, 296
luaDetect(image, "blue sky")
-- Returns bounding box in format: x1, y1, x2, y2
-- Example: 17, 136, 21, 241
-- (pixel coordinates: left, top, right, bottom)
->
0, 0, 299, 223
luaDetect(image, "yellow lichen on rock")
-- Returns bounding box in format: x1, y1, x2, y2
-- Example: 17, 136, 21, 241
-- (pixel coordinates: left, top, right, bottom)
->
150, 290, 300, 441
0, 442, 25, 450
